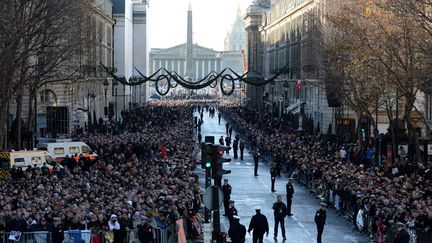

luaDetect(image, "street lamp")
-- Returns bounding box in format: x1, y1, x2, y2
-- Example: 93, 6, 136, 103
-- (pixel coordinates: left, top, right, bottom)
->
103, 79, 109, 119
113, 79, 118, 122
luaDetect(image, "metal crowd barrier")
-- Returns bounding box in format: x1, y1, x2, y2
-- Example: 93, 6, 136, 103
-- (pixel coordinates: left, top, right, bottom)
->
293, 168, 432, 243
0, 231, 51, 243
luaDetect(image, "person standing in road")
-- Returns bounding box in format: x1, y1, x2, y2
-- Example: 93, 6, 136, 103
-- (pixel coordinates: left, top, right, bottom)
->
240, 140, 245, 160
227, 200, 238, 224
270, 164, 277, 192
253, 150, 260, 176
219, 136, 225, 146
229, 127, 233, 137
226, 122, 230, 134
218, 112, 221, 124
315, 203, 327, 243
225, 136, 231, 152
286, 179, 294, 216
228, 216, 246, 243
272, 196, 287, 240
222, 179, 232, 216
233, 139, 239, 159
248, 207, 269, 243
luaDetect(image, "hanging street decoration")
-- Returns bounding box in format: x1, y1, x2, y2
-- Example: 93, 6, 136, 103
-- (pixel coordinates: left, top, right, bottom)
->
100, 63, 291, 96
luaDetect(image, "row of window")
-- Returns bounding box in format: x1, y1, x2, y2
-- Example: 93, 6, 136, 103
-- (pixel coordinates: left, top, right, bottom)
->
53, 146, 91, 155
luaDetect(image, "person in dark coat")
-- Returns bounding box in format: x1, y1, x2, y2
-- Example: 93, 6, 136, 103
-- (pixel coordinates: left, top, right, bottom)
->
226, 122, 230, 134
228, 216, 246, 243
239, 140, 245, 160
227, 200, 238, 224
272, 196, 287, 240
394, 224, 410, 243
270, 164, 277, 192
233, 139, 239, 159
222, 179, 232, 216
286, 179, 294, 216
219, 136, 225, 146
225, 136, 231, 153
229, 127, 233, 137
248, 207, 269, 243
218, 112, 221, 124
253, 150, 260, 176
314, 203, 327, 243
51, 217, 64, 243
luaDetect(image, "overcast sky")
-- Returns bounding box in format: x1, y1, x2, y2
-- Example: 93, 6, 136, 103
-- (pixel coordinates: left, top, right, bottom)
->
147, 0, 253, 51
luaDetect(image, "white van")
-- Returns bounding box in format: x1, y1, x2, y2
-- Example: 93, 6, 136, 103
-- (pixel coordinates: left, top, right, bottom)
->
36, 141, 98, 162
0, 150, 56, 171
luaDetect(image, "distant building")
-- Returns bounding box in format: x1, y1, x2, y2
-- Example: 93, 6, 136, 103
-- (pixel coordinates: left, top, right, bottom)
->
149, 3, 222, 96
222, 8, 246, 76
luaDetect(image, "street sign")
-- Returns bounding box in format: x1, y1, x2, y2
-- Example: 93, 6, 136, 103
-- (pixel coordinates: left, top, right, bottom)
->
203, 186, 223, 210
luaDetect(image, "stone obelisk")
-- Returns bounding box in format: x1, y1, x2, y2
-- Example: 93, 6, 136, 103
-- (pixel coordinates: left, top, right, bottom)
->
186, 2, 194, 80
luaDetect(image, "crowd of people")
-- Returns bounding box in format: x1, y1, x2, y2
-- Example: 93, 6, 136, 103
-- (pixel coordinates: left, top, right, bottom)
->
0, 101, 203, 242
220, 105, 432, 242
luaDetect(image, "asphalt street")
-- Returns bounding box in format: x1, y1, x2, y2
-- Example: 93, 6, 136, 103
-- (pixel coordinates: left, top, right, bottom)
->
195, 110, 370, 243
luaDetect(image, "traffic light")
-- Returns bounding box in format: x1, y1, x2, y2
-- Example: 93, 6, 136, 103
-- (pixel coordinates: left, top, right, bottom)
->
211, 145, 231, 179
201, 143, 213, 169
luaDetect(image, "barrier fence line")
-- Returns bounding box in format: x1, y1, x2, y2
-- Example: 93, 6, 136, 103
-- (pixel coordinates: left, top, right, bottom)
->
293, 168, 432, 243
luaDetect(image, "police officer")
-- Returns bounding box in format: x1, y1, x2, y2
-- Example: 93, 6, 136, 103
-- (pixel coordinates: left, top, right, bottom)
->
248, 207, 269, 243
225, 136, 231, 153
218, 112, 221, 124
239, 140, 245, 160
286, 179, 294, 216
270, 164, 277, 192
227, 200, 238, 224
315, 203, 327, 243
233, 139, 239, 159
228, 216, 246, 243
253, 150, 260, 176
272, 196, 287, 240
222, 179, 232, 216
226, 122, 230, 134
229, 127, 233, 137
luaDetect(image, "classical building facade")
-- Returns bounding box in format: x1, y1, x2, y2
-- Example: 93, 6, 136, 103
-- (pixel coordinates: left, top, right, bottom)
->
148, 3, 222, 96
244, 0, 341, 133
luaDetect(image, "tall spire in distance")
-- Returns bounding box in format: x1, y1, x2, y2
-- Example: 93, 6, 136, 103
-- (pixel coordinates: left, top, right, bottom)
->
186, 1, 194, 80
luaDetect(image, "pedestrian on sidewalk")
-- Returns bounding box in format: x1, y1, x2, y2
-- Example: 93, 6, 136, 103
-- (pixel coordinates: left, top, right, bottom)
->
270, 164, 277, 192
233, 139, 239, 159
240, 140, 245, 160
248, 207, 269, 243
253, 150, 260, 176
228, 216, 246, 243
219, 136, 225, 146
286, 179, 294, 216
222, 179, 232, 216
272, 196, 287, 240
315, 203, 327, 243
227, 200, 238, 224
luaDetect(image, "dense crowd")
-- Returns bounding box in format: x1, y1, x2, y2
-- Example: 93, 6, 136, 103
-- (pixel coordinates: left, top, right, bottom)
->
0, 101, 202, 242
221, 105, 432, 241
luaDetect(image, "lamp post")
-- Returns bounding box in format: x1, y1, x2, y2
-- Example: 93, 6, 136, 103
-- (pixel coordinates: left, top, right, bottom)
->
113, 79, 118, 122
103, 79, 109, 120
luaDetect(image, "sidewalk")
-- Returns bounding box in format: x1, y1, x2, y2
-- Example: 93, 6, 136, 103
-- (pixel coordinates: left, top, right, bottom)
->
195, 109, 369, 243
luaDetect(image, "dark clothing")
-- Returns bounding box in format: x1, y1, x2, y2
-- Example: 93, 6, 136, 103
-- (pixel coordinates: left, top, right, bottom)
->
394, 229, 410, 243
51, 224, 65, 243
253, 153, 260, 176
286, 182, 294, 215
233, 140, 239, 159
228, 221, 246, 243
315, 209, 326, 243
219, 137, 224, 146
248, 213, 269, 243
226, 123, 230, 134
272, 201, 287, 238
227, 206, 238, 224
240, 142, 245, 160
218, 114, 221, 124
270, 167, 277, 191
229, 127, 233, 137
138, 223, 154, 243
222, 184, 232, 214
